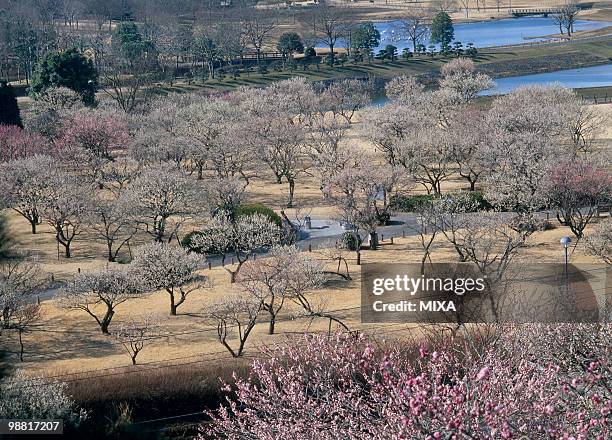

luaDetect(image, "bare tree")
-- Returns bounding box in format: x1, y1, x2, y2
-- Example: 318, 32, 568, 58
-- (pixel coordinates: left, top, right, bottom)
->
58, 268, 146, 334
305, 119, 352, 192
317, 240, 353, 280
207, 295, 261, 357
87, 196, 137, 262
311, 4, 347, 65
131, 243, 208, 316
238, 245, 324, 335
39, 173, 92, 258
324, 160, 403, 256
0, 258, 44, 343
410, 201, 440, 274
553, 1, 580, 36
544, 159, 612, 240
112, 315, 161, 365
397, 6, 431, 53
10, 302, 41, 362
457, 0, 471, 17
241, 11, 276, 68
250, 115, 308, 207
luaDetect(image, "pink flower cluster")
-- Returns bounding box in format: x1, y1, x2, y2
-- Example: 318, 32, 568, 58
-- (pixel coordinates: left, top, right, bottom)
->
203, 324, 610, 439
0, 125, 48, 162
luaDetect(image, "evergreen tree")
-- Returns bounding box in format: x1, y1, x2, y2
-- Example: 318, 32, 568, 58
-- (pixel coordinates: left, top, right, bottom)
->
430, 11, 454, 46
351, 22, 381, 55
30, 48, 98, 105
0, 81, 22, 127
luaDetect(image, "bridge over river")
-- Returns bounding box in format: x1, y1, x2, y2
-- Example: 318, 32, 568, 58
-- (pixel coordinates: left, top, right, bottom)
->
510, 8, 561, 17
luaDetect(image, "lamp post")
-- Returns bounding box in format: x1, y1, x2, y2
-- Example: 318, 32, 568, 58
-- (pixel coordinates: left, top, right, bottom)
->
560, 236, 571, 281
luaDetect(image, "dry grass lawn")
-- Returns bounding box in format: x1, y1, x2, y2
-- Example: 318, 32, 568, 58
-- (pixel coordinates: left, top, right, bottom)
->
2, 103, 610, 377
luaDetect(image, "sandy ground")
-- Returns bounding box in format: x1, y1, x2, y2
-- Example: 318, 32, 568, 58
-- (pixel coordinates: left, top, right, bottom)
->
2, 103, 610, 376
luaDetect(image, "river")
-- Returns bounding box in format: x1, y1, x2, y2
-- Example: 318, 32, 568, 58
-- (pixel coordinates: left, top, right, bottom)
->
481, 63, 612, 95
320, 16, 612, 52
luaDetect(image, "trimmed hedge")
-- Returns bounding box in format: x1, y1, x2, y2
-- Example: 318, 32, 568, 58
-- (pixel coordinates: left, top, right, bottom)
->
389, 192, 493, 213
389, 194, 434, 212
233, 203, 282, 227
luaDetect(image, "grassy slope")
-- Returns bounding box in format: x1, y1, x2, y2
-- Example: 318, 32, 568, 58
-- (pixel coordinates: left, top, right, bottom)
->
157, 37, 612, 95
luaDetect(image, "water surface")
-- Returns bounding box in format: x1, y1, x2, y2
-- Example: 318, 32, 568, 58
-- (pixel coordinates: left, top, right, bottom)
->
322, 17, 611, 52
481, 63, 612, 95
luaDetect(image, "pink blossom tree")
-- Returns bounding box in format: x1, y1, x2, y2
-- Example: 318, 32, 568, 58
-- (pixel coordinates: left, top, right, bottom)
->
0, 125, 49, 162
56, 112, 130, 161
203, 325, 611, 439
545, 159, 612, 239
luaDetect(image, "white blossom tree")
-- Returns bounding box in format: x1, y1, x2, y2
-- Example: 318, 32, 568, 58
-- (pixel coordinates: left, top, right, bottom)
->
438, 58, 493, 104
122, 164, 202, 242
190, 213, 282, 283
317, 79, 372, 124
0, 372, 87, 422
39, 172, 93, 258
485, 134, 557, 215
0, 155, 59, 234
131, 243, 208, 315
58, 268, 145, 334
176, 100, 244, 180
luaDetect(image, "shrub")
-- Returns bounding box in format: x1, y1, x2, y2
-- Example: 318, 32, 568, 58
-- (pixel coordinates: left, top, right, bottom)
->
389, 194, 434, 211
304, 47, 317, 59
459, 191, 493, 211
0, 372, 87, 423
390, 192, 492, 212
338, 231, 362, 251
181, 230, 221, 254
233, 204, 282, 227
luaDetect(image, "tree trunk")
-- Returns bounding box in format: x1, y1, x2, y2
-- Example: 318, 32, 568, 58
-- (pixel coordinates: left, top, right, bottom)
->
169, 291, 177, 315
268, 315, 276, 335
18, 329, 24, 362
63, 242, 71, 258
107, 242, 116, 262
30, 219, 37, 234
369, 232, 379, 250
287, 179, 295, 208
